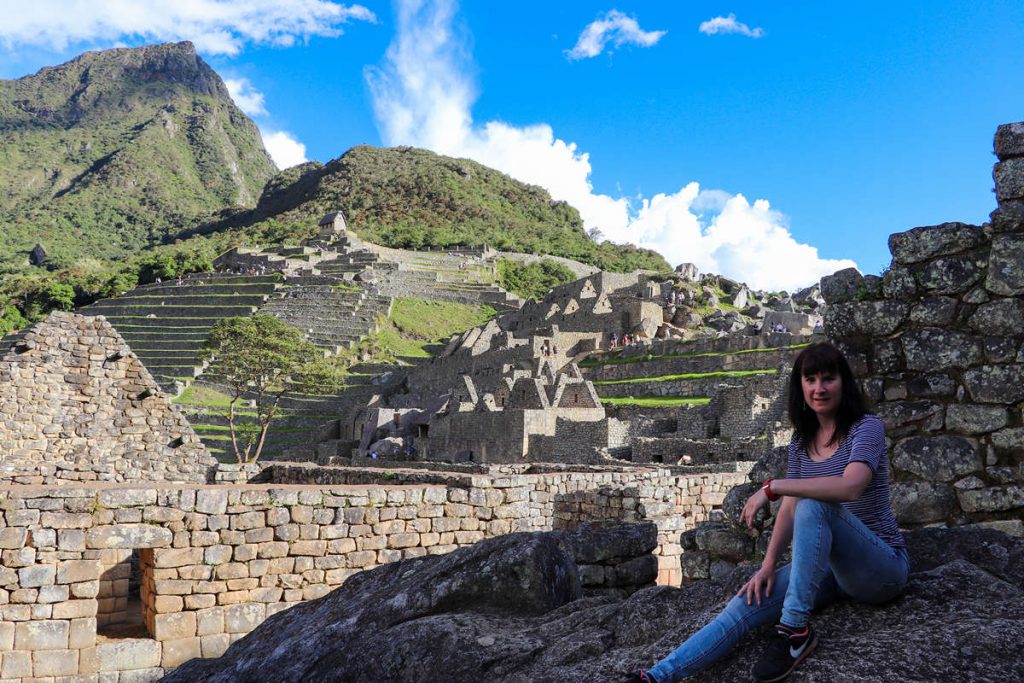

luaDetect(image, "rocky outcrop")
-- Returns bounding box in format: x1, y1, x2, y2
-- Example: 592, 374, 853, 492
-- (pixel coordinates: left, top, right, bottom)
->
164, 525, 1024, 683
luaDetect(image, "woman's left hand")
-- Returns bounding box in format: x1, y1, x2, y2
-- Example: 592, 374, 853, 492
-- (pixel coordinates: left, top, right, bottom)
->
739, 489, 768, 529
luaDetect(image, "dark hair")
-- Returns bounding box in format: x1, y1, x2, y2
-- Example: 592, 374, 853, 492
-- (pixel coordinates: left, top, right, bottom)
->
787, 342, 869, 448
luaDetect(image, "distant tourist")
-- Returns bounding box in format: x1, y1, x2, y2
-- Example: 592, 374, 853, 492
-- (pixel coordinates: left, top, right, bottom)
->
627, 342, 907, 683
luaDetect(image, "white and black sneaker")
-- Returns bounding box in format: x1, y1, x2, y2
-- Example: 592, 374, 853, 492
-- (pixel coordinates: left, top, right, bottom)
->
751, 622, 818, 682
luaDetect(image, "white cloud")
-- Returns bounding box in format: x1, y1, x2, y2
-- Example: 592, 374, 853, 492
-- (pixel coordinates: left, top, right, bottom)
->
224, 77, 267, 116
699, 13, 764, 39
262, 130, 308, 169
566, 10, 666, 60
367, 0, 850, 291
0, 0, 377, 55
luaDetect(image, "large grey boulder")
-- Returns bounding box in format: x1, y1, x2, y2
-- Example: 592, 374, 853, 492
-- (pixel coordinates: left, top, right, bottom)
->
165, 527, 1024, 683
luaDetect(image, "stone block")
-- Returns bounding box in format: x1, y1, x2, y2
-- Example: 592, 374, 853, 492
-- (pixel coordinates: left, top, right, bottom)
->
98, 489, 157, 508
995, 121, 1024, 159
86, 525, 172, 549
901, 329, 983, 371
40, 512, 93, 529
891, 482, 956, 525
15, 620, 69, 650
69, 616, 97, 649
119, 666, 166, 682
893, 436, 981, 482
918, 254, 986, 294
215, 563, 249, 580
154, 596, 184, 613
153, 579, 192, 595
995, 158, 1024, 201
53, 598, 98, 619
888, 222, 986, 265
57, 559, 100, 584
819, 267, 863, 304
196, 607, 225, 636
968, 298, 1024, 337
18, 564, 56, 588
38, 584, 70, 603
964, 364, 1024, 404
957, 485, 1024, 513
97, 638, 161, 671
0, 621, 13, 650
945, 404, 1009, 435
223, 603, 266, 634
204, 545, 233, 565
152, 612, 197, 640
185, 594, 217, 610
72, 580, 100, 598
154, 547, 204, 568
0, 528, 28, 549
1, 650, 32, 678
58, 529, 87, 552
289, 540, 327, 556
257, 541, 290, 558
161, 636, 201, 668
201, 633, 231, 658
986, 234, 1024, 296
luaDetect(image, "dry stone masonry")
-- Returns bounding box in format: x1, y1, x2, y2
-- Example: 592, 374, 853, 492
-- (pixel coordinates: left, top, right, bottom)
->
0, 312, 213, 485
0, 463, 741, 680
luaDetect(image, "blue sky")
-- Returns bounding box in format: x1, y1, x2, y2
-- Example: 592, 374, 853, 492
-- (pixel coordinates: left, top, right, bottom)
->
1, 1, 1022, 291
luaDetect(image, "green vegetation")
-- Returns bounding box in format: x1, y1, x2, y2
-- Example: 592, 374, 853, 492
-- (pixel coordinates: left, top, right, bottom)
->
600, 396, 712, 407
172, 384, 234, 408
199, 315, 347, 462
496, 258, 577, 300
207, 145, 670, 274
354, 298, 497, 362
579, 343, 811, 368
592, 369, 777, 386
390, 298, 496, 340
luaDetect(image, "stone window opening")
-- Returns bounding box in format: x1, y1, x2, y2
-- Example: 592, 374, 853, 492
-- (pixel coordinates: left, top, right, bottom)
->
97, 548, 153, 640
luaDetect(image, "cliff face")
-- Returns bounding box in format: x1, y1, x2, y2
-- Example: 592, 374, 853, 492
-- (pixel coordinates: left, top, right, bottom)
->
0, 41, 277, 268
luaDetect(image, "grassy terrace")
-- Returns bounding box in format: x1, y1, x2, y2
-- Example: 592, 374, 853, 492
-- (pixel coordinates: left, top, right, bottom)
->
579, 342, 810, 368
591, 369, 777, 386
601, 396, 711, 408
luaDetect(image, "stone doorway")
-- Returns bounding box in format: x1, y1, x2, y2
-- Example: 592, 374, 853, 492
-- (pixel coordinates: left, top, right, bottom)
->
97, 548, 152, 639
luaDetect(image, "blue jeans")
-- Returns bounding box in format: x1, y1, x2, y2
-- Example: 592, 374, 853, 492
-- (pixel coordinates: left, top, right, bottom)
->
647, 499, 909, 682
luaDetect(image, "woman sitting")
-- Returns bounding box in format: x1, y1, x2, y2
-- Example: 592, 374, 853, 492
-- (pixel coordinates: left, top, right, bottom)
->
629, 342, 908, 682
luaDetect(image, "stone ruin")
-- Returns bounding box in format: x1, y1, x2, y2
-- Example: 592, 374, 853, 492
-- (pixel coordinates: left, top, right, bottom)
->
0, 122, 1022, 682
0, 311, 213, 485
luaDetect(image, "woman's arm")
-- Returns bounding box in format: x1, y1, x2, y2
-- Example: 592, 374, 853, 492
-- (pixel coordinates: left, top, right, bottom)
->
769, 461, 873, 503
737, 496, 796, 605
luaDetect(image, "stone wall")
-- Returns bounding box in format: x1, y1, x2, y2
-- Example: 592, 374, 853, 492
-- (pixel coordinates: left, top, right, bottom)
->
0, 463, 743, 680
680, 122, 1024, 579
817, 123, 1024, 529
0, 312, 214, 485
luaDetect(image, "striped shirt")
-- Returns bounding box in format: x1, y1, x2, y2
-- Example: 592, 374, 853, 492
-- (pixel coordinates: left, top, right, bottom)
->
786, 414, 905, 550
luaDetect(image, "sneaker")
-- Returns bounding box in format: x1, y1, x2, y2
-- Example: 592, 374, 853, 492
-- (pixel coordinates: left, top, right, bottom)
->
751, 623, 818, 682
623, 670, 657, 683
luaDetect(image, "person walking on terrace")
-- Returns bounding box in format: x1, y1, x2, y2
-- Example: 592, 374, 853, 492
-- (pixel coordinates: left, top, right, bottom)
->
627, 342, 908, 682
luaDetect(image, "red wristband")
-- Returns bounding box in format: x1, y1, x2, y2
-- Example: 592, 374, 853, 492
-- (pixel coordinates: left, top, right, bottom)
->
762, 478, 780, 502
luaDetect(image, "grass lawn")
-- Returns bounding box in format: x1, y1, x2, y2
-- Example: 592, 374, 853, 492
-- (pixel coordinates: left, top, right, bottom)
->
600, 396, 712, 407
390, 298, 496, 340
592, 369, 777, 386
579, 343, 810, 368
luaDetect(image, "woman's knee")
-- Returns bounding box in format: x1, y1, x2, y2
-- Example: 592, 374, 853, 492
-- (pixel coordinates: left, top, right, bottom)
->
793, 498, 835, 522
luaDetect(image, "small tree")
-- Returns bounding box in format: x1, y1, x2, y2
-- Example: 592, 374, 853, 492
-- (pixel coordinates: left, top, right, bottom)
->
200, 315, 346, 462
